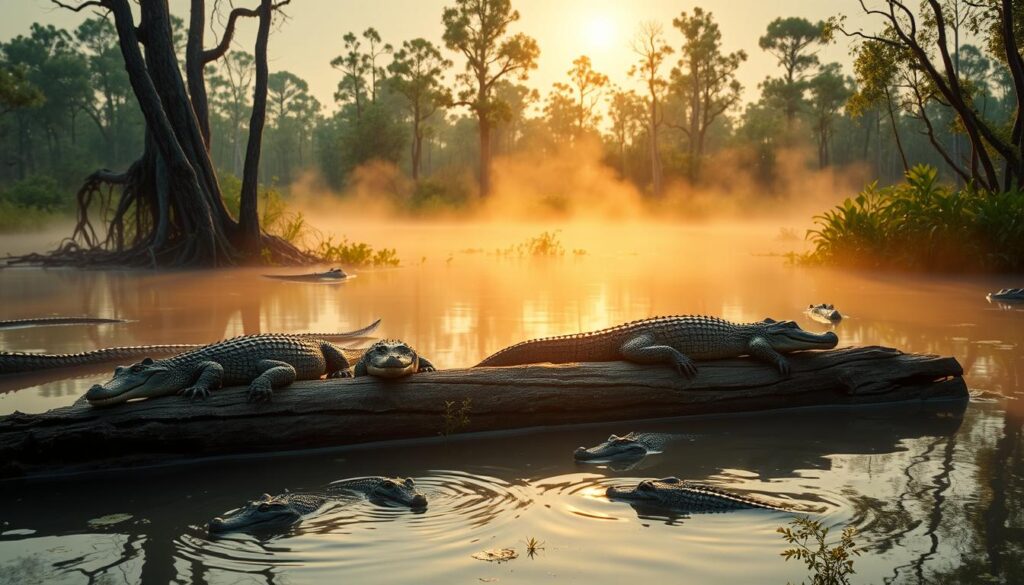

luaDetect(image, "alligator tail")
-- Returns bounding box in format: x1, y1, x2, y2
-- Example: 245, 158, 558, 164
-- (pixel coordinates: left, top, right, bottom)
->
294, 318, 382, 340
0, 345, 199, 374
0, 317, 128, 330
475, 334, 617, 367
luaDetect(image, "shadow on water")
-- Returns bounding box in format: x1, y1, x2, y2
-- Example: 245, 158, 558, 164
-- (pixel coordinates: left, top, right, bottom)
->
0, 400, 991, 585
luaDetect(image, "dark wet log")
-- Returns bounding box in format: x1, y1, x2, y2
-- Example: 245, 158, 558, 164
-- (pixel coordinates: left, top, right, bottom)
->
0, 346, 966, 477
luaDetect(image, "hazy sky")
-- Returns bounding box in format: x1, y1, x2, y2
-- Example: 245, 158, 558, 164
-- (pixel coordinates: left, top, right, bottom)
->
4, 1, 863, 114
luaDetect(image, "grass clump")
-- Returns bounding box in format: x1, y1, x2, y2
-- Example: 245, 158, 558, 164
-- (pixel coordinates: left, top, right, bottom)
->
440, 398, 472, 438
496, 230, 572, 257
779, 517, 861, 585
803, 164, 1024, 272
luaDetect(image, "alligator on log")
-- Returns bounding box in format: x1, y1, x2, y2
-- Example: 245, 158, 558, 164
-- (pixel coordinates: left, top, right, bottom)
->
0, 346, 966, 478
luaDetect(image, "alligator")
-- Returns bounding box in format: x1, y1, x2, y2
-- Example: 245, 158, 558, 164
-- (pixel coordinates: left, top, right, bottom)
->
475, 316, 838, 378
0, 317, 128, 330
806, 303, 843, 324
84, 329, 384, 406
606, 477, 788, 512
264, 267, 348, 282
0, 319, 380, 375
207, 476, 427, 535
987, 288, 1024, 302
574, 432, 667, 462
353, 339, 435, 378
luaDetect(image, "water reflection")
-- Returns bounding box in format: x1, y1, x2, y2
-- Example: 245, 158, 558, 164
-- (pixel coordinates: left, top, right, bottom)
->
0, 224, 1021, 583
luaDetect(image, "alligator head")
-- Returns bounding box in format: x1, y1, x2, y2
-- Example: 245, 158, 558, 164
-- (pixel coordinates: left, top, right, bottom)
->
606, 476, 688, 504
207, 493, 320, 535
574, 433, 649, 461
365, 477, 428, 508
85, 358, 180, 406
759, 318, 838, 352
360, 340, 422, 378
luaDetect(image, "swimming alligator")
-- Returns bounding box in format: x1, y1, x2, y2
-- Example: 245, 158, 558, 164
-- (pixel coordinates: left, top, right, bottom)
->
475, 316, 838, 378
85, 332, 371, 406
574, 432, 666, 462
806, 303, 843, 324
606, 477, 788, 512
263, 267, 349, 283
987, 288, 1024, 302
207, 476, 427, 534
0, 319, 380, 375
353, 339, 435, 378
0, 317, 128, 330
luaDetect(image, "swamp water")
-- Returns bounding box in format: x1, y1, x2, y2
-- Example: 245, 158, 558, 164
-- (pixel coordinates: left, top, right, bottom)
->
0, 223, 1021, 584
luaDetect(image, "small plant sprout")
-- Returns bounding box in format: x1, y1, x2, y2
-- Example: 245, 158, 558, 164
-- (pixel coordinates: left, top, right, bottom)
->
523, 536, 545, 558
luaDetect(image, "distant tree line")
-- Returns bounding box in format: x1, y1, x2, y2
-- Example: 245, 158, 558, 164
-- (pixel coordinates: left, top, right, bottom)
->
1, 0, 1021, 223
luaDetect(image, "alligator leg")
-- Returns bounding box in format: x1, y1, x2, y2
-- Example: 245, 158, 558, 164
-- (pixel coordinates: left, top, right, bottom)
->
353, 361, 368, 377
619, 335, 698, 378
247, 360, 297, 402
747, 337, 790, 376
416, 356, 437, 373
178, 361, 224, 400
320, 342, 353, 378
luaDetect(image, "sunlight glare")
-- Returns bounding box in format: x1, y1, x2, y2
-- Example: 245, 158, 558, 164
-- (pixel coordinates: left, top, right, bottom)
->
583, 14, 616, 52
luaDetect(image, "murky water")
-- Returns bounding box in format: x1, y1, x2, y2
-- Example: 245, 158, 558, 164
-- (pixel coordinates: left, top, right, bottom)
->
0, 223, 1021, 584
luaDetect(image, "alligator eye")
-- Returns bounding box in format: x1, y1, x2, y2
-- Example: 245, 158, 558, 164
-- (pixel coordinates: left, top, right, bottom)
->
382, 480, 396, 488
375, 346, 387, 354
115, 366, 125, 375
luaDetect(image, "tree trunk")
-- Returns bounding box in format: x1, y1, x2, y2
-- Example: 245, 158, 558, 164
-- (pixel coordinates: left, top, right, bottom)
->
239, 0, 272, 251
884, 86, 910, 174
479, 113, 492, 197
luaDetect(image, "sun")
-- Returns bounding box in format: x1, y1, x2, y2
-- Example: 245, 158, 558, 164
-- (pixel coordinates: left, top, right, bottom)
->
582, 15, 617, 52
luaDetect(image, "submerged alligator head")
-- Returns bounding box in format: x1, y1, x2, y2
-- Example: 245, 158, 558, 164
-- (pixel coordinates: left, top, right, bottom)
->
575, 433, 650, 461
85, 357, 178, 406
359, 476, 428, 507
807, 304, 843, 323
356, 340, 435, 378
208, 492, 324, 535
759, 318, 838, 352
606, 477, 785, 512
208, 477, 427, 535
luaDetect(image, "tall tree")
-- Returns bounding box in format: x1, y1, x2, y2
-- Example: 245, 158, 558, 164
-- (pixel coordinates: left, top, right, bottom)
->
758, 17, 825, 129
562, 55, 608, 137
835, 0, 1024, 191
670, 8, 746, 181
208, 51, 254, 176
442, 0, 539, 196
362, 28, 392, 104
807, 63, 851, 168
21, 0, 304, 268
266, 70, 318, 182
606, 88, 644, 177
75, 16, 133, 163
330, 32, 370, 119
388, 38, 451, 180
629, 21, 673, 196
0, 64, 43, 116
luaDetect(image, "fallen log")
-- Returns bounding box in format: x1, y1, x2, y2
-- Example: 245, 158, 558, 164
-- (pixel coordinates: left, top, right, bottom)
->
0, 346, 966, 477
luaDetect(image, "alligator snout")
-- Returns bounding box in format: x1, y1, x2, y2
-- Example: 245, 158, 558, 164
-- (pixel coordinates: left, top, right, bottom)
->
86, 384, 106, 400
411, 494, 428, 508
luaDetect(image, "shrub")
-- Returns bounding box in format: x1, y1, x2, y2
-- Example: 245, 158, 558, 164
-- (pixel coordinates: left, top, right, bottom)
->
804, 165, 1024, 272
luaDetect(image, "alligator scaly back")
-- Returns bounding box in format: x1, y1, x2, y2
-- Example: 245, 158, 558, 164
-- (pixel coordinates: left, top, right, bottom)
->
474, 315, 839, 379
0, 319, 381, 375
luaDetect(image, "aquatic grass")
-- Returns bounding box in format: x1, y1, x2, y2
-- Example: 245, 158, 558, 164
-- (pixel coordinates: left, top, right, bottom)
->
495, 230, 573, 257
779, 517, 861, 585
803, 165, 1024, 272
311, 235, 400, 267
523, 536, 545, 558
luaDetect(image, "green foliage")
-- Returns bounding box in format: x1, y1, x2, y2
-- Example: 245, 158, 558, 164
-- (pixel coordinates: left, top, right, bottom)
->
805, 165, 1024, 271
1, 175, 64, 211
440, 397, 472, 438
778, 516, 861, 585
313, 235, 400, 267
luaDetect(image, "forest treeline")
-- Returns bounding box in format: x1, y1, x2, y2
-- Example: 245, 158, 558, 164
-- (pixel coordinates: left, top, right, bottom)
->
0, 1, 1020, 224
